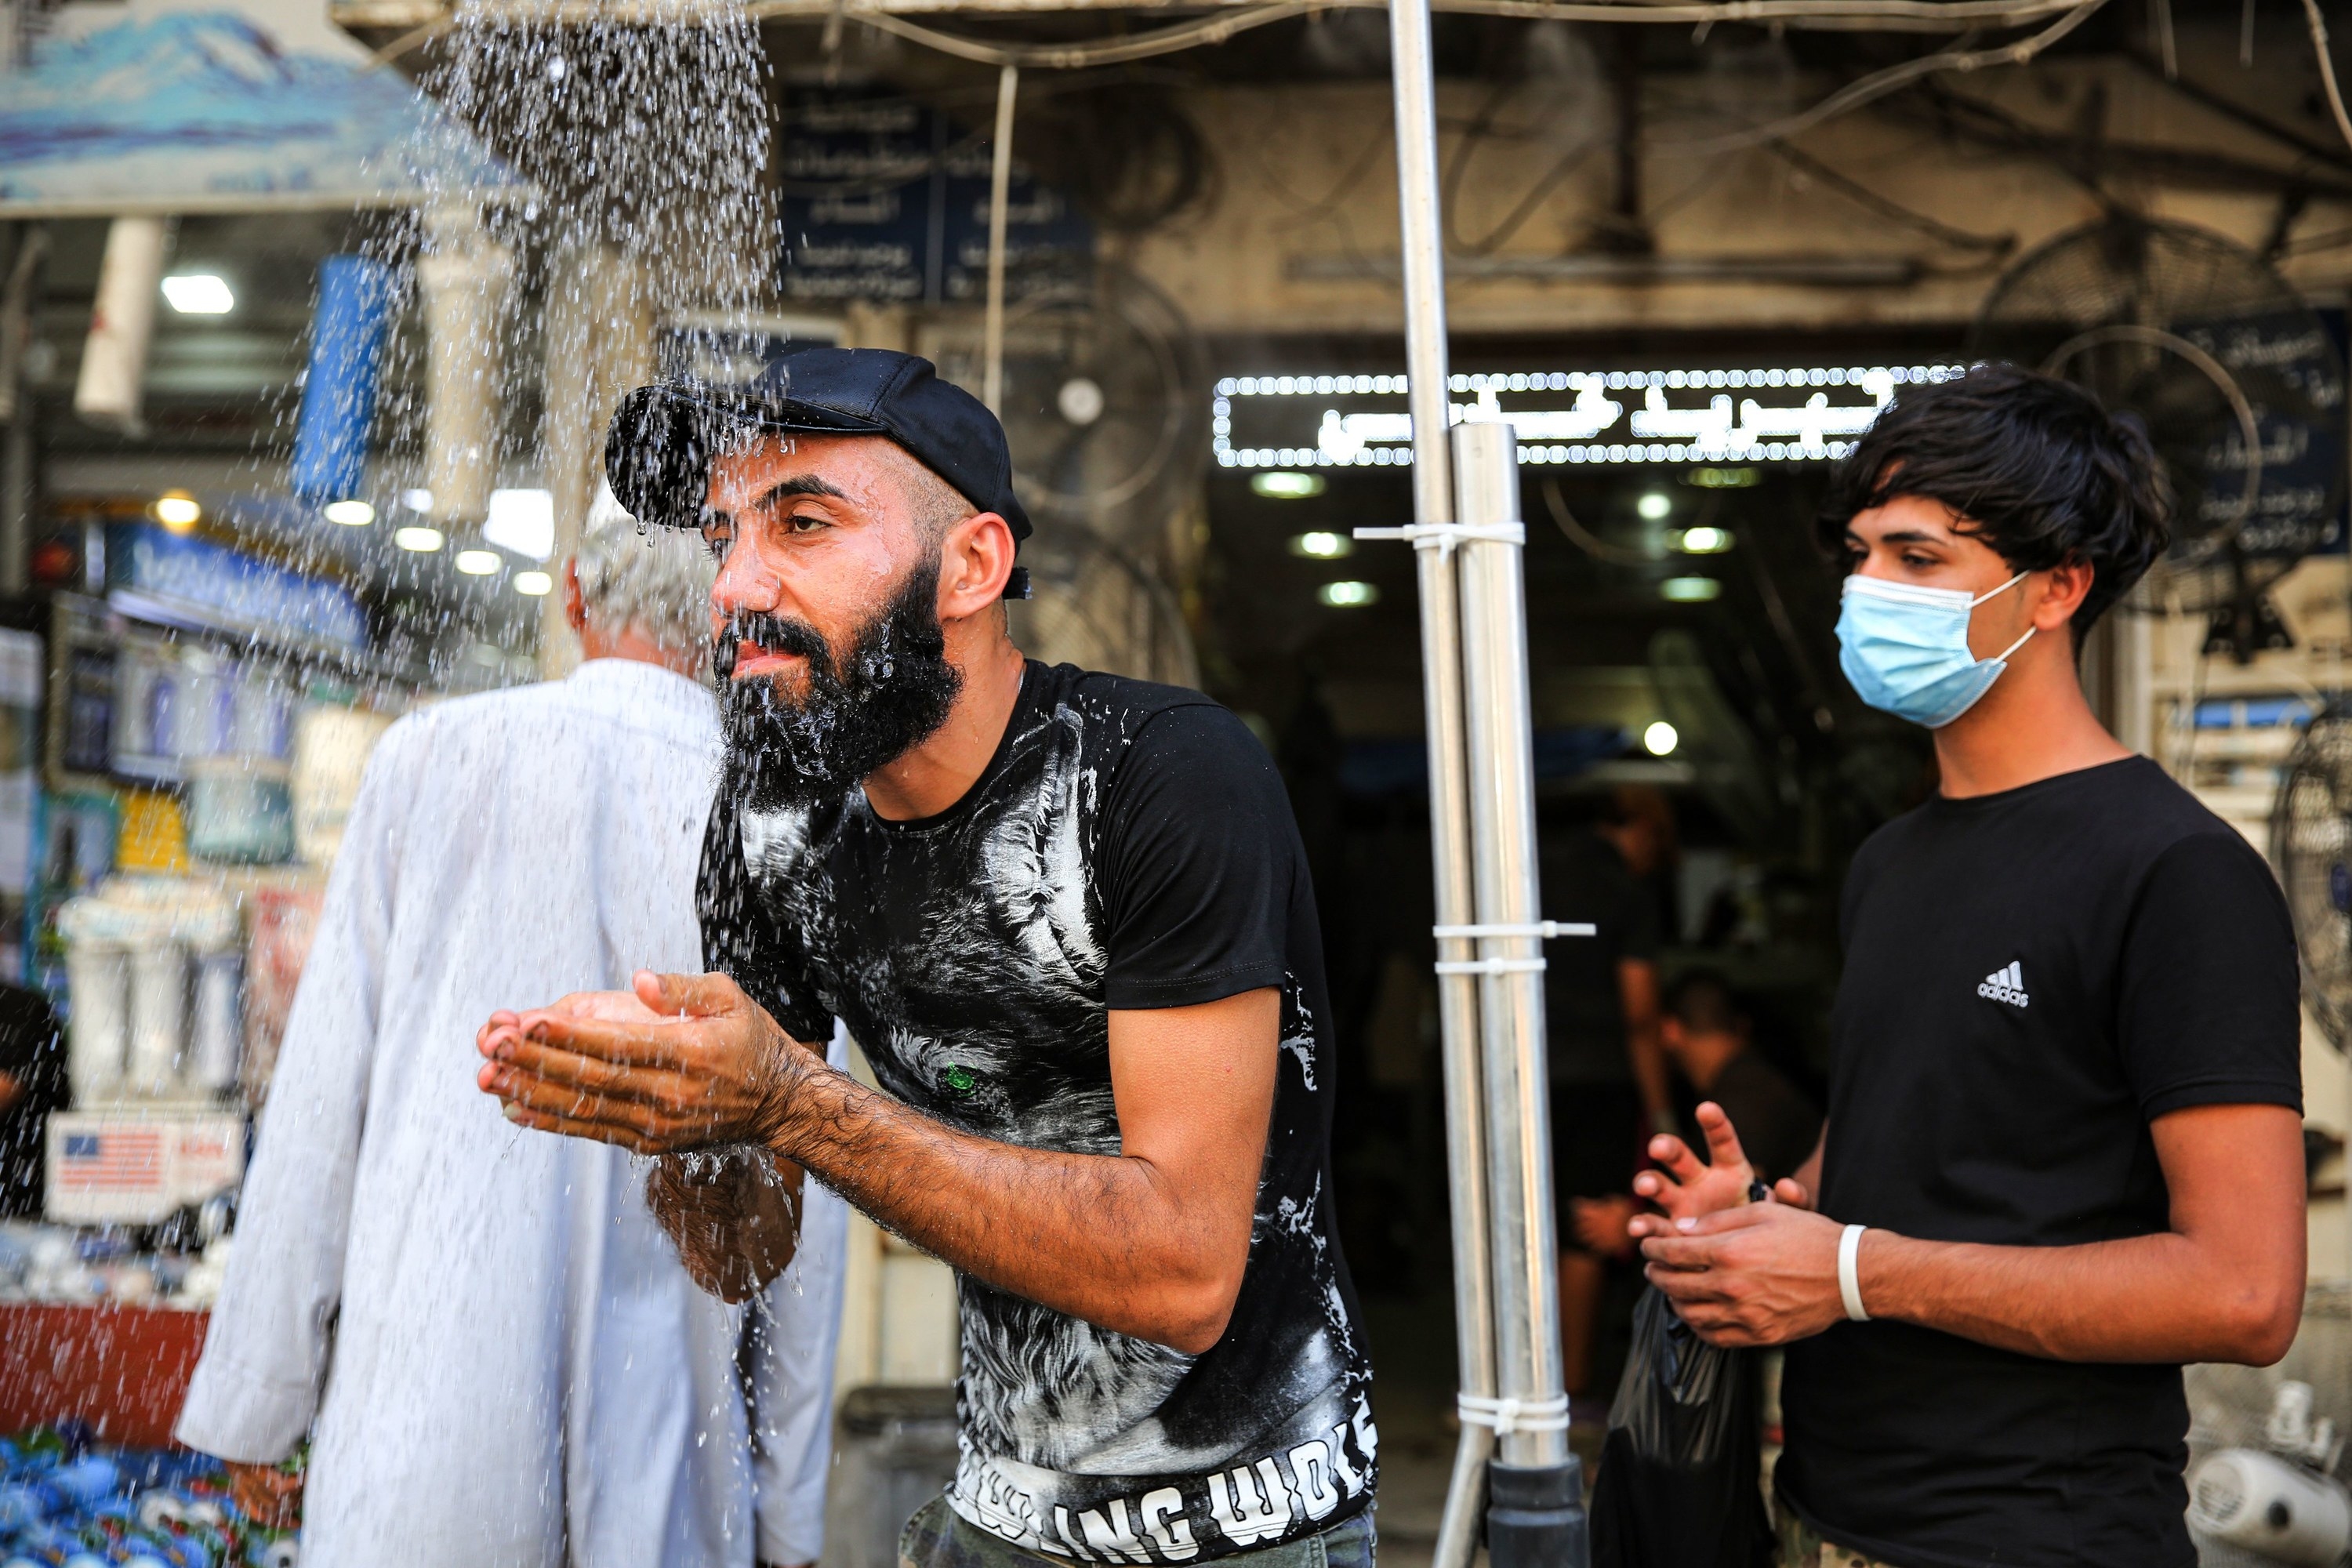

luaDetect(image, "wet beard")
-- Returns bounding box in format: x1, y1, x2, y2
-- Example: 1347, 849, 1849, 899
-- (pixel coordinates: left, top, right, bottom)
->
717, 559, 964, 814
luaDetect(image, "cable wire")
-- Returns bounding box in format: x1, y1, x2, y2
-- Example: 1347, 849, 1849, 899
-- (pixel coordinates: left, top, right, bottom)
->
1653, 0, 2110, 154
374, 0, 2107, 66
1764, 137, 2016, 249
762, 1, 1314, 67
1541, 478, 1653, 565
2304, 0, 2352, 154
1441, 82, 1609, 256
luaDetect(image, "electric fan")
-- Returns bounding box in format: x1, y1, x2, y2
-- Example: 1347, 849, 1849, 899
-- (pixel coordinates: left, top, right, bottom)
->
2195, 713, 2352, 1566
935, 260, 1203, 683
2274, 705, 2352, 1052
938, 262, 1204, 547
1972, 216, 2345, 659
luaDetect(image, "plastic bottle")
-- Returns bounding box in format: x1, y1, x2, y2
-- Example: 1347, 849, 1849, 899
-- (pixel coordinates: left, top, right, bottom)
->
46, 1458, 119, 1510
0, 1479, 67, 1532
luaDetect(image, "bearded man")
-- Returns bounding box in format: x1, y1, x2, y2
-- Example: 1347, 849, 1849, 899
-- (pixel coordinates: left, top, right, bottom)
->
477, 348, 1377, 1568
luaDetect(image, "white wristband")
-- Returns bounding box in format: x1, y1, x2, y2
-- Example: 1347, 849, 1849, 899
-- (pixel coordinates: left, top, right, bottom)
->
1838, 1224, 1871, 1322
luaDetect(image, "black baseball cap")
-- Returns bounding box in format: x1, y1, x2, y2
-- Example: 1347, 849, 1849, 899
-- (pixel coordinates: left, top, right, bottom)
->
604, 345, 1033, 564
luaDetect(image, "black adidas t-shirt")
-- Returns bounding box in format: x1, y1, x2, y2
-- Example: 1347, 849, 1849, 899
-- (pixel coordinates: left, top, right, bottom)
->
1777, 757, 2302, 1568
701, 660, 1376, 1563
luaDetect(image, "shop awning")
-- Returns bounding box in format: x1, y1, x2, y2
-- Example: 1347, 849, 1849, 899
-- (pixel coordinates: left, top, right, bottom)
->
0, 0, 521, 217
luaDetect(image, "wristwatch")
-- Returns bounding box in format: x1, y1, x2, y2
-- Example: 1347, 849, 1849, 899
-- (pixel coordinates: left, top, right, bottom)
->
1745, 1180, 1773, 1205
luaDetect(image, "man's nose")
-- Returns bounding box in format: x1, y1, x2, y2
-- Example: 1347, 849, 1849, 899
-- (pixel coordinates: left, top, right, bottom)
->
710, 535, 782, 616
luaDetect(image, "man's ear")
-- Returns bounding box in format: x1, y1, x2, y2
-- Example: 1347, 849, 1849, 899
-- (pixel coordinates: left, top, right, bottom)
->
2033, 555, 2096, 632
938, 512, 1018, 624
564, 560, 588, 636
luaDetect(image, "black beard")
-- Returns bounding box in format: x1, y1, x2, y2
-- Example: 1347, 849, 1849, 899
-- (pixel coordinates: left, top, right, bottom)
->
717, 557, 964, 814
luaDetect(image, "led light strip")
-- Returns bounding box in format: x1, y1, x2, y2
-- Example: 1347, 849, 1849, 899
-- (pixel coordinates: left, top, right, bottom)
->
1210, 361, 1969, 470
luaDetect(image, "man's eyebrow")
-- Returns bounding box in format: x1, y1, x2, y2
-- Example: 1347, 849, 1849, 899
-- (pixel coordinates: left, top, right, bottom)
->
1850, 526, 1951, 546
749, 475, 849, 511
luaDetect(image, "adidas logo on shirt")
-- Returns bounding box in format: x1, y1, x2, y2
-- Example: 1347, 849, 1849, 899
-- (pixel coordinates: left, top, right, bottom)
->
1977, 962, 2029, 1008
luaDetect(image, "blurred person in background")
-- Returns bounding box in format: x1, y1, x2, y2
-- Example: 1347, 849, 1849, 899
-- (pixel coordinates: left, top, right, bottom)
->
1570, 970, 1820, 1260
174, 492, 848, 1568
1545, 785, 1674, 1403
0, 985, 64, 1218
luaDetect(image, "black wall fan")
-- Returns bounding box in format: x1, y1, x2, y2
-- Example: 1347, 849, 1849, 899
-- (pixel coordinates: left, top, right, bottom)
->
1972, 216, 2346, 661
939, 260, 1204, 550
2274, 704, 2352, 1054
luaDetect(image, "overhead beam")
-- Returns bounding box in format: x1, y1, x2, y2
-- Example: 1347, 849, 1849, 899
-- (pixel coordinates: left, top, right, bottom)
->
336, 0, 2096, 44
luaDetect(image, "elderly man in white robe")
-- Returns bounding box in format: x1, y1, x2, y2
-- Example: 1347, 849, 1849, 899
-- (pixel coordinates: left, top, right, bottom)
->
175, 492, 847, 1568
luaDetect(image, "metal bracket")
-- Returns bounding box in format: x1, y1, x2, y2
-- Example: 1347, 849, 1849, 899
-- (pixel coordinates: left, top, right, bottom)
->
1432, 921, 1595, 940
1428, 920, 1595, 977
1457, 1392, 1572, 1436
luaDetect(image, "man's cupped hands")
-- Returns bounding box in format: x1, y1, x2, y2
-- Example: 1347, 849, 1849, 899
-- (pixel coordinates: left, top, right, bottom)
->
475, 970, 813, 1155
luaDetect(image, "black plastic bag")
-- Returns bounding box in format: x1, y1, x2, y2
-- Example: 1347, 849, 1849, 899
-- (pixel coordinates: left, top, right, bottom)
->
1589, 1285, 1775, 1568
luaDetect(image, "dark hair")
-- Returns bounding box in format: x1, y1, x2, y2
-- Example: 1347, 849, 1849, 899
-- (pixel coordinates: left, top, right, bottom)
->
1817, 362, 2173, 638
1663, 970, 1741, 1036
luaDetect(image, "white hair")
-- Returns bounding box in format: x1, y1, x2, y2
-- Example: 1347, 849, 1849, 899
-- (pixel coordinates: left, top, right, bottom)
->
574, 482, 716, 656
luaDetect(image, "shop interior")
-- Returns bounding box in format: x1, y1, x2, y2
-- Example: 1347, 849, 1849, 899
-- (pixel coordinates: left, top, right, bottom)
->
1193, 331, 1965, 1399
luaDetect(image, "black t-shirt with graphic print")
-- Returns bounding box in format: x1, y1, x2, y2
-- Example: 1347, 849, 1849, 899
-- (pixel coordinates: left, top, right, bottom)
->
700, 659, 1376, 1563
1777, 756, 2302, 1568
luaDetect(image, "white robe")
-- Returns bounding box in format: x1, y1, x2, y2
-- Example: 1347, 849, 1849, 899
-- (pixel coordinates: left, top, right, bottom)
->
176, 658, 847, 1568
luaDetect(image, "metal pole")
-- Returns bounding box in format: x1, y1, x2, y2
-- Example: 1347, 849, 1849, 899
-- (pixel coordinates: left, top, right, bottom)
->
1380, 6, 1503, 1567
1455, 420, 1586, 1564
0, 223, 42, 598
982, 64, 1018, 416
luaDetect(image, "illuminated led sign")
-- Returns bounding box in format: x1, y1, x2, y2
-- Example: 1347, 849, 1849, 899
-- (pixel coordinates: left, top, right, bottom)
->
1212, 363, 1969, 470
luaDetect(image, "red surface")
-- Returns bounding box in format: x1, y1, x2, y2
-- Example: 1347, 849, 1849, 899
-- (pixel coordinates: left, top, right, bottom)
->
0, 1302, 209, 1446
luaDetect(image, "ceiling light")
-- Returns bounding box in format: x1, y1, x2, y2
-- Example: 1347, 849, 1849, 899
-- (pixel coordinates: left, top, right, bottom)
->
1318, 580, 1378, 608
401, 488, 435, 514
455, 550, 501, 575
1290, 531, 1353, 560
1636, 492, 1672, 521
1671, 525, 1733, 554
1642, 720, 1679, 757
1254, 472, 1327, 500
513, 570, 554, 597
394, 525, 445, 553
151, 492, 201, 532
323, 499, 375, 527
1686, 466, 1760, 489
485, 488, 555, 561
1661, 576, 1720, 602
161, 274, 234, 314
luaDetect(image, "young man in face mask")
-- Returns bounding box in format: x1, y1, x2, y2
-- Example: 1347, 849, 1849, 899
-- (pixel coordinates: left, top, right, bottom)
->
1628, 362, 2307, 1568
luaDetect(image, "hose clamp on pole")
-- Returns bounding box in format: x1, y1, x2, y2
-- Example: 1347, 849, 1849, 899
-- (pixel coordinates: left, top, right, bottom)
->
1427, 920, 1595, 978
1457, 1392, 1571, 1436
1838, 1224, 1871, 1323
1355, 521, 1526, 561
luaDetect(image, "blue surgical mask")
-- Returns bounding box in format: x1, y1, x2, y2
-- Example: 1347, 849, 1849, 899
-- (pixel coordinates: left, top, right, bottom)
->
1835, 572, 2034, 728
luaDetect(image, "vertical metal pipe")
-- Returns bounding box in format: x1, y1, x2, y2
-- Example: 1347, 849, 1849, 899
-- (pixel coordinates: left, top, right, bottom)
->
1454, 421, 1567, 1468
75, 216, 169, 437
1385, 5, 1496, 1566
1389, 0, 1453, 539
0, 223, 41, 597
419, 209, 511, 532
982, 64, 1019, 416
2, 410, 29, 600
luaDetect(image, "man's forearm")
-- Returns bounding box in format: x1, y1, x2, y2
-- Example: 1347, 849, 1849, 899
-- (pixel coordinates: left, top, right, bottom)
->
769, 1061, 1240, 1353
1630, 1022, 1672, 1129
1860, 1226, 2299, 1364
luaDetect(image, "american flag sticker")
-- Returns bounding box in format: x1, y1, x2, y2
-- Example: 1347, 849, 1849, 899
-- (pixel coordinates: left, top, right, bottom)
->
55, 1126, 166, 1192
